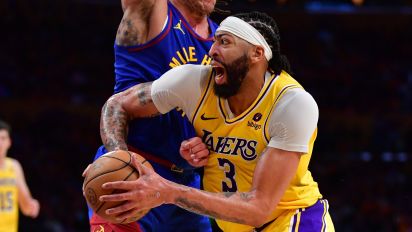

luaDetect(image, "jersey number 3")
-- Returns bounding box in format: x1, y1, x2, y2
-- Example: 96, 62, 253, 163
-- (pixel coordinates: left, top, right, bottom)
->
218, 158, 238, 192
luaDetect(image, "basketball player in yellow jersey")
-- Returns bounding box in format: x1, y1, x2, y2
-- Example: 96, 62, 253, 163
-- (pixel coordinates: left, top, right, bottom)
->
0, 120, 40, 232
98, 12, 335, 231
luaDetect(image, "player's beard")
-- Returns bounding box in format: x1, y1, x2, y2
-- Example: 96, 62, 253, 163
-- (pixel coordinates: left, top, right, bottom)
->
213, 54, 249, 98
182, 0, 216, 16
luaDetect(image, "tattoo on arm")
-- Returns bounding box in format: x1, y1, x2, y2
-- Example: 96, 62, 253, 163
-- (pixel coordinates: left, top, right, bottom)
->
175, 196, 246, 224
136, 83, 161, 118
137, 82, 152, 105
146, 191, 160, 199
116, 1, 154, 46
239, 192, 253, 202
100, 82, 161, 151
173, 189, 257, 224
116, 18, 140, 46
224, 192, 235, 198
100, 100, 129, 151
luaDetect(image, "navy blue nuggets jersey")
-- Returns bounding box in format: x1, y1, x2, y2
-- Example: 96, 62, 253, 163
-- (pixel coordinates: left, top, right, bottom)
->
89, 3, 217, 231
111, 2, 217, 169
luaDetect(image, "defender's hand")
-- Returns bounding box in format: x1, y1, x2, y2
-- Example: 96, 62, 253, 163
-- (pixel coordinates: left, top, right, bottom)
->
82, 164, 91, 197
180, 137, 209, 167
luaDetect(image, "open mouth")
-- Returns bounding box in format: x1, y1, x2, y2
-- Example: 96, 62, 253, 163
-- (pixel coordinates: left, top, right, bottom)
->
211, 61, 225, 85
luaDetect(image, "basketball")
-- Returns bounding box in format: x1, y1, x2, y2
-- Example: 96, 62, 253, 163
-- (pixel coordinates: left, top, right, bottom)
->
83, 150, 153, 224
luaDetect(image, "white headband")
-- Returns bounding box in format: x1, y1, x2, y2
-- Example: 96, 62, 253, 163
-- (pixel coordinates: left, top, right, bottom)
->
216, 16, 272, 61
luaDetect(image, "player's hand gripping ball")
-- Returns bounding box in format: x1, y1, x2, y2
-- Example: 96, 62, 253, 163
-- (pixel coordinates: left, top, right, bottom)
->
83, 150, 153, 223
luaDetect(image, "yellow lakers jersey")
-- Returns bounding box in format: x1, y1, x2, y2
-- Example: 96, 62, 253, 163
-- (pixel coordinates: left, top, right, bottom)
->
191, 70, 322, 232
0, 158, 18, 232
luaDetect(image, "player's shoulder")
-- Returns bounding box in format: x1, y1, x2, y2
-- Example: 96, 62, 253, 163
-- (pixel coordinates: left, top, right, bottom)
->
171, 64, 212, 76
181, 64, 213, 85
4, 157, 17, 163
3, 157, 22, 171
285, 88, 316, 100
281, 88, 318, 112
6, 158, 22, 169
154, 64, 212, 91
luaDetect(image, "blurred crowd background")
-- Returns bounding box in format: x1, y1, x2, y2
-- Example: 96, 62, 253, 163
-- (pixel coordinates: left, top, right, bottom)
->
0, 0, 411, 231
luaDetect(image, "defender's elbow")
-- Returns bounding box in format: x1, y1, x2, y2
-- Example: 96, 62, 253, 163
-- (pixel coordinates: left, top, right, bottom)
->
102, 95, 123, 113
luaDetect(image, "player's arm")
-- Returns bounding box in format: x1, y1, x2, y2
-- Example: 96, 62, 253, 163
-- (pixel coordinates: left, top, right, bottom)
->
101, 144, 300, 226
100, 82, 160, 151
101, 64, 207, 152
100, 89, 318, 227
171, 147, 300, 226
12, 159, 40, 218
117, 0, 168, 46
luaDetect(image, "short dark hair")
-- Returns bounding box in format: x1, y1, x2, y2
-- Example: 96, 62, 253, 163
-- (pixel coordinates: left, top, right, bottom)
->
233, 12, 291, 75
0, 120, 11, 133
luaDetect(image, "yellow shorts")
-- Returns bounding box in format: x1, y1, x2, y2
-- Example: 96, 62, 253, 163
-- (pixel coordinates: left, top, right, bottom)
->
258, 199, 335, 232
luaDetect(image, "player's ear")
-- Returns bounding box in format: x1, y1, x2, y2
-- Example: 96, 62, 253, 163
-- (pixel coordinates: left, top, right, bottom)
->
250, 46, 265, 63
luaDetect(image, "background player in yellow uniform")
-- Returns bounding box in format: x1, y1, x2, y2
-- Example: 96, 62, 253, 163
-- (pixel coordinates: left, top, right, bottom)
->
98, 12, 334, 231
0, 120, 40, 232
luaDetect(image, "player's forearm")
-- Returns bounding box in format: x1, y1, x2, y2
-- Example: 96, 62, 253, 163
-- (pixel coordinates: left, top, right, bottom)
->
100, 98, 129, 151
100, 83, 160, 151
18, 191, 38, 217
166, 181, 272, 227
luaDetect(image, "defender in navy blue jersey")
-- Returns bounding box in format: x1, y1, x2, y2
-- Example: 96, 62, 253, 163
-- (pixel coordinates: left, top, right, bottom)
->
87, 0, 218, 231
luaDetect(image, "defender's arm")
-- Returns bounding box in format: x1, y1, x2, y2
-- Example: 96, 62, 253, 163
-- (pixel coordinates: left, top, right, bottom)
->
100, 82, 160, 151
117, 0, 168, 46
